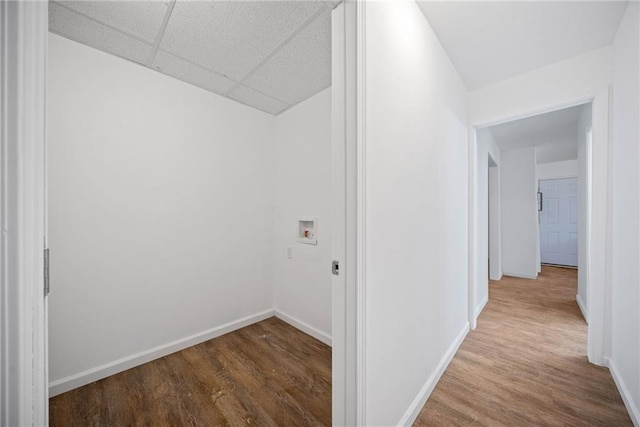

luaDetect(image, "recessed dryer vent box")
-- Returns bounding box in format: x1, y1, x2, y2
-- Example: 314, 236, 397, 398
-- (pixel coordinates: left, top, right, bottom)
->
297, 217, 317, 245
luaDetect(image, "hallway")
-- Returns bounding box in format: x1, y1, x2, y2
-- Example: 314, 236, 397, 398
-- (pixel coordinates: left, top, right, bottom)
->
414, 266, 632, 426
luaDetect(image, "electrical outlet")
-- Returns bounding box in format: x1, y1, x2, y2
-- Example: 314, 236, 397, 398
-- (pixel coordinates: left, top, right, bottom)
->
287, 247, 293, 259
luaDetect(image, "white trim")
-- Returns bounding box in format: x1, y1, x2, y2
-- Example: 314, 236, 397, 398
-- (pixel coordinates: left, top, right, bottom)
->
330, 3, 350, 425
576, 294, 588, 323
606, 358, 640, 426
275, 310, 332, 347
474, 97, 593, 130
49, 309, 274, 397
0, 1, 48, 425
332, 1, 360, 424
474, 295, 489, 324
355, 0, 367, 425
586, 86, 612, 366
537, 172, 578, 181
468, 128, 478, 330
397, 323, 470, 427
502, 272, 538, 280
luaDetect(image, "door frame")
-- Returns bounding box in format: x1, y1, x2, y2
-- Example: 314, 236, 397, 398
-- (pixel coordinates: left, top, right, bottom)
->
0, 1, 49, 425
4, 0, 365, 424
332, 1, 365, 424
468, 88, 612, 366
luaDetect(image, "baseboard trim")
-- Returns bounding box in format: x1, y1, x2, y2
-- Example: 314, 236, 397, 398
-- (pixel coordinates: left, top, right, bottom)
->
274, 310, 332, 347
606, 357, 640, 426
576, 294, 588, 323
397, 322, 470, 426
502, 271, 537, 280
474, 295, 489, 325
49, 309, 275, 397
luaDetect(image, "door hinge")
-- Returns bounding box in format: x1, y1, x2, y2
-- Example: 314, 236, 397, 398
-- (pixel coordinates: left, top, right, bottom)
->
44, 248, 50, 297
332, 260, 339, 276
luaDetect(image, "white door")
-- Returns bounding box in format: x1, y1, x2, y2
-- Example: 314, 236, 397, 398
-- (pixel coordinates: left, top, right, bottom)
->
539, 178, 578, 267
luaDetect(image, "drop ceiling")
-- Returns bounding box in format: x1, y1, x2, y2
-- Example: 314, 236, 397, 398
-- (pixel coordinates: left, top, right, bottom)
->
417, 1, 629, 90
49, 1, 338, 115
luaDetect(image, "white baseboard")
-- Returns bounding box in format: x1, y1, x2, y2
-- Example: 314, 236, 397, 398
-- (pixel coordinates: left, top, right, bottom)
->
397, 322, 470, 426
274, 310, 332, 347
576, 294, 588, 323
606, 357, 640, 426
49, 309, 275, 397
489, 273, 502, 281
502, 271, 537, 280
474, 295, 489, 324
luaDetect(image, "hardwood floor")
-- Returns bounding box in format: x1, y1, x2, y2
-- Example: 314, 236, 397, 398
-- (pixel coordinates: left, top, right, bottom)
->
414, 266, 632, 426
49, 317, 331, 426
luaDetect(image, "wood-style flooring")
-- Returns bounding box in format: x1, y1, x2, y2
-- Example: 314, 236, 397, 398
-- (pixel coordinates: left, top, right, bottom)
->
414, 266, 632, 426
49, 317, 331, 426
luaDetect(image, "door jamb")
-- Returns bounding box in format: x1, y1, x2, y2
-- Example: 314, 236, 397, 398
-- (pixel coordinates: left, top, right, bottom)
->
0, 1, 49, 425
332, 0, 365, 424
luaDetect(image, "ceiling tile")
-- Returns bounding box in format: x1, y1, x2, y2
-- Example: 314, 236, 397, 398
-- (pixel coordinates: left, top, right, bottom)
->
159, 1, 325, 81
228, 85, 288, 115
54, 0, 168, 44
49, 2, 152, 65
242, 10, 331, 106
152, 51, 237, 95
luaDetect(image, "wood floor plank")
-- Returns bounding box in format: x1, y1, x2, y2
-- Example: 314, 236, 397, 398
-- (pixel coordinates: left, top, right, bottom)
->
49, 317, 331, 426
413, 266, 632, 427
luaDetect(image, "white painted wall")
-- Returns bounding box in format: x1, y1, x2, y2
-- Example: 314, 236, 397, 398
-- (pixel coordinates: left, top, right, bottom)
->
536, 141, 578, 164
274, 88, 332, 345
536, 159, 578, 180
609, 2, 640, 424
576, 103, 592, 322
469, 46, 613, 127
47, 34, 277, 391
500, 147, 538, 279
363, 2, 469, 424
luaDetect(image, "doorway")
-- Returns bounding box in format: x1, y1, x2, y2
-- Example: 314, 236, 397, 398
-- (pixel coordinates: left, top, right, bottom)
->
469, 91, 609, 365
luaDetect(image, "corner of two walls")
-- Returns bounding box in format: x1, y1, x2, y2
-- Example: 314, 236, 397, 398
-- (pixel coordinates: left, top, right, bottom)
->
500, 147, 539, 279
47, 33, 332, 396
273, 88, 333, 346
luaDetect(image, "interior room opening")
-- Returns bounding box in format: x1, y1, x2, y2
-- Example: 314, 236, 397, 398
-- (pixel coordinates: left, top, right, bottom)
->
45, 1, 341, 425
474, 101, 594, 348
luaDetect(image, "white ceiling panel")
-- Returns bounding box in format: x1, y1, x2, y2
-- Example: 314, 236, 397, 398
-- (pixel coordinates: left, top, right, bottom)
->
49, 2, 153, 65
49, 1, 336, 115
227, 85, 289, 115
242, 9, 331, 105
418, 1, 629, 90
54, 0, 168, 44
152, 51, 237, 95
159, 1, 325, 81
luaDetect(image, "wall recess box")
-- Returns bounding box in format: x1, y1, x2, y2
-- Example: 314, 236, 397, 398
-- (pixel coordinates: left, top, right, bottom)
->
297, 217, 317, 245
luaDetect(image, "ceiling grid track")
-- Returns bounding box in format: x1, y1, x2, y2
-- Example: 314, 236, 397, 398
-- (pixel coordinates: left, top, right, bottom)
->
146, 0, 177, 67
51, 1, 152, 46
49, 0, 336, 115
225, 4, 328, 98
